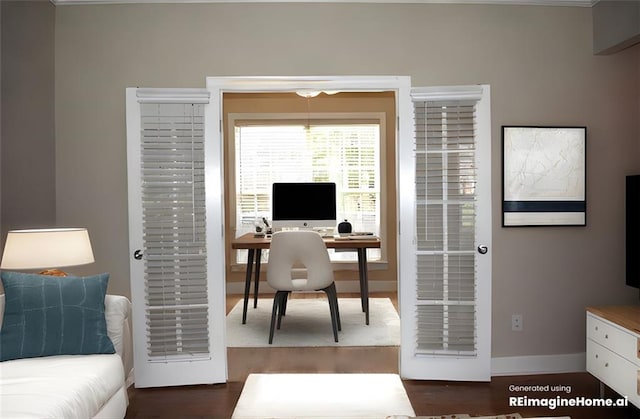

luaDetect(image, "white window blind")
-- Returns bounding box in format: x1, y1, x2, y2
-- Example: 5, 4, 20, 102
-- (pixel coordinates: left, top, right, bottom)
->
414, 100, 478, 356
140, 102, 209, 360
234, 122, 381, 262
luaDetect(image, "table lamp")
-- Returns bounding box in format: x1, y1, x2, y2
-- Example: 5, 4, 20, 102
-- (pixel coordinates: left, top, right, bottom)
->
0, 228, 95, 276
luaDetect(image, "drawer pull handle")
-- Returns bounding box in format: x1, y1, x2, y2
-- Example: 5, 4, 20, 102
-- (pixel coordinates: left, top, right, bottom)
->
595, 354, 598, 359
605, 334, 608, 339
605, 362, 609, 367
595, 326, 598, 331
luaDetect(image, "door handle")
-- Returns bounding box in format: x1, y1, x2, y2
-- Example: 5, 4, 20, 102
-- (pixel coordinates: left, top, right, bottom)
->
133, 249, 144, 260
477, 245, 488, 255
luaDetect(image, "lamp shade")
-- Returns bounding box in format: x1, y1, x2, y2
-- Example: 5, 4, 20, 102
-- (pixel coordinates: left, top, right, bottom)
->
1, 228, 95, 270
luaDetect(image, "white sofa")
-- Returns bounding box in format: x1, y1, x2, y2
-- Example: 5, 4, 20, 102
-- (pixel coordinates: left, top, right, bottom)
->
0, 294, 133, 419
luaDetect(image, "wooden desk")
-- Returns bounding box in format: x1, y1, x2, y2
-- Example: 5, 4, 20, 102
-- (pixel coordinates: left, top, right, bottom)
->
231, 233, 381, 325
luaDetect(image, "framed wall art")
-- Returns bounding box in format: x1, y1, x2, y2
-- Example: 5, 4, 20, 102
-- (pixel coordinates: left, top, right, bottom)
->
502, 126, 586, 227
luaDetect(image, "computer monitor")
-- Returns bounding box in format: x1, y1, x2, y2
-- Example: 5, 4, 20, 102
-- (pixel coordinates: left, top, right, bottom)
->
272, 182, 337, 230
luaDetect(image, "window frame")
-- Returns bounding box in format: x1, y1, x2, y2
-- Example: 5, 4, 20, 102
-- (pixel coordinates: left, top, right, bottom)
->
227, 112, 388, 268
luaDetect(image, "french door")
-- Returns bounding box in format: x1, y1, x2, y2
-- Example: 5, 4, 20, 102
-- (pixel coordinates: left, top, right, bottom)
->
399, 85, 492, 381
124, 78, 491, 386
125, 88, 227, 387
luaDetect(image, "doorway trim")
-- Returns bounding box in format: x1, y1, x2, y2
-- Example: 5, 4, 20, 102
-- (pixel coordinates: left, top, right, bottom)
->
205, 75, 412, 371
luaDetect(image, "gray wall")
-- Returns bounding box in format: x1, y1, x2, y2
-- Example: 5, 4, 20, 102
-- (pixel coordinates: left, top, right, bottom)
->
53, 3, 640, 359
1, 1, 56, 243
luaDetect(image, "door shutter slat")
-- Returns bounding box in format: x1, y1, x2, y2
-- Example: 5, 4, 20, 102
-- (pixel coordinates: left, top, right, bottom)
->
140, 102, 210, 360
413, 99, 479, 356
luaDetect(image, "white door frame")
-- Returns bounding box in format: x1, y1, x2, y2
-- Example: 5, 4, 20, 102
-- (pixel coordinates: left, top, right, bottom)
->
205, 74, 413, 364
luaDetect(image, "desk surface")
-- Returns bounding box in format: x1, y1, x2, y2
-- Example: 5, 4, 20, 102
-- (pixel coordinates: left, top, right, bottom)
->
231, 232, 381, 250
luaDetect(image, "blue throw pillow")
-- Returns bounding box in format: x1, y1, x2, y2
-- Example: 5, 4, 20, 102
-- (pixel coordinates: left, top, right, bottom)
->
0, 271, 115, 361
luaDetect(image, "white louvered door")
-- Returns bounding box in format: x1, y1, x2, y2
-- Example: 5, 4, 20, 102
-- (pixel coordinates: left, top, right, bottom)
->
126, 88, 227, 387
399, 85, 492, 381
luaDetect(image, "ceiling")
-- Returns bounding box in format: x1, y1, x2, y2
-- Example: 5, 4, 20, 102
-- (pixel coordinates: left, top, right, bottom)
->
50, 0, 597, 7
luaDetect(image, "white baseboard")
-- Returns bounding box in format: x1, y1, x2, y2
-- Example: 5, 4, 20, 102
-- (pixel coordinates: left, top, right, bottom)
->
226, 280, 397, 295
491, 352, 586, 376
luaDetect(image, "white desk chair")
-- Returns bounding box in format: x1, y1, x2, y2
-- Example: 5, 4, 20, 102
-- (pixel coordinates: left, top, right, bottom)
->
266, 230, 341, 344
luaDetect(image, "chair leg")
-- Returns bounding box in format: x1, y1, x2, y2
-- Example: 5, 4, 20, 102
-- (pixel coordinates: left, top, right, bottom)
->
324, 282, 341, 331
269, 294, 279, 344
277, 292, 288, 329
322, 284, 340, 342
269, 291, 287, 344
330, 282, 341, 331
281, 292, 290, 316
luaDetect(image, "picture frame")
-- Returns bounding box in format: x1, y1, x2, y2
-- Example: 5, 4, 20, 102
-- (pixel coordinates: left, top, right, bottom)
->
502, 126, 587, 227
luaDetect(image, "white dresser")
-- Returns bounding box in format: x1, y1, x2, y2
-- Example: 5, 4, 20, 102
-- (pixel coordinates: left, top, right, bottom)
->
586, 306, 640, 408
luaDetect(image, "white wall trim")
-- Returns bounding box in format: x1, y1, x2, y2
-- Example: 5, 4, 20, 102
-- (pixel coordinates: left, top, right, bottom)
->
51, 0, 596, 7
411, 85, 485, 102
492, 353, 586, 376
136, 88, 210, 104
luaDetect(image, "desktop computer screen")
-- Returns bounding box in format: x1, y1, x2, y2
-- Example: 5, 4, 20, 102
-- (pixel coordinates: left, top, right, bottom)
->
272, 182, 337, 230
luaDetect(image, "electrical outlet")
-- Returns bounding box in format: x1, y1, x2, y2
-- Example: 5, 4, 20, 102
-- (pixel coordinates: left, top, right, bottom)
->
512, 314, 523, 331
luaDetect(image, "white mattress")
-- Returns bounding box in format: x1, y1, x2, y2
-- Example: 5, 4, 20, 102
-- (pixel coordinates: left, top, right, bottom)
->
0, 354, 125, 419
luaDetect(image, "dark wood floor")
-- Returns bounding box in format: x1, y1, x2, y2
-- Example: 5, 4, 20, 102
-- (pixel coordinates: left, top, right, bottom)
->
125, 294, 640, 419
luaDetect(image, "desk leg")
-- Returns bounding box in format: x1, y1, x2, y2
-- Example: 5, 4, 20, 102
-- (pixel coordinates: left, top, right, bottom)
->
242, 249, 255, 324
253, 249, 262, 308
357, 248, 370, 325
358, 251, 365, 311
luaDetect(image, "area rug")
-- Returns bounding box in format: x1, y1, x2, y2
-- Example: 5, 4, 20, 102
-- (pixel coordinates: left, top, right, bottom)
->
226, 297, 400, 347
231, 373, 415, 419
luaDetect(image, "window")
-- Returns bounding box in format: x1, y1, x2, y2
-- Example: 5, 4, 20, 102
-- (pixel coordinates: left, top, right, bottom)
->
231, 115, 383, 263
